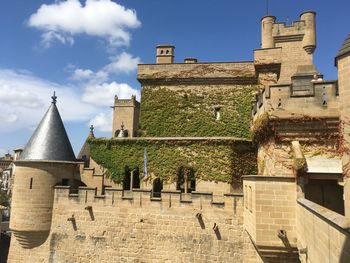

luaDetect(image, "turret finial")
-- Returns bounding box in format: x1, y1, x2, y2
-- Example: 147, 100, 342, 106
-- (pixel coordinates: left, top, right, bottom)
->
51, 91, 57, 104
89, 124, 95, 138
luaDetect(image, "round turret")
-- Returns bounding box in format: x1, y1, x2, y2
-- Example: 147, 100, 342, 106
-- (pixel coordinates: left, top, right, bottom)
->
300, 11, 316, 54
11, 161, 76, 248
10, 93, 77, 248
261, 16, 276, 49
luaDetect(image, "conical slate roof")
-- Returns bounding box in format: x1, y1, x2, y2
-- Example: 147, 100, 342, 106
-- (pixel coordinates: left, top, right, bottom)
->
77, 125, 94, 160
336, 33, 350, 59
20, 93, 76, 162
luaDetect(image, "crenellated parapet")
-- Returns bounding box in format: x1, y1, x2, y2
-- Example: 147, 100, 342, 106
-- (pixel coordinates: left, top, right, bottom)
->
256, 11, 317, 85
261, 11, 316, 54
251, 76, 340, 143
54, 186, 243, 211
252, 79, 339, 122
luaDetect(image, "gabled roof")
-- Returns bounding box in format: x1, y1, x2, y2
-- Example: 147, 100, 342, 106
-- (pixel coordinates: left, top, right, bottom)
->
20, 94, 76, 162
336, 33, 350, 61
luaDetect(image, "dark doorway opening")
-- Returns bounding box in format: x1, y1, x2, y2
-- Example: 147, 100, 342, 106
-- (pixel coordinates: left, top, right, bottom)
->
305, 178, 344, 215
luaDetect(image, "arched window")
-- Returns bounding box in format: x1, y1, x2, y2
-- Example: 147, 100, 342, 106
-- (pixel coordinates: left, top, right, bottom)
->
152, 178, 163, 197
176, 166, 196, 193
123, 167, 140, 190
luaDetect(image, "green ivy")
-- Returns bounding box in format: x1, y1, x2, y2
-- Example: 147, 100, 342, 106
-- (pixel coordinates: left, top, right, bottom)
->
89, 138, 257, 185
139, 86, 257, 138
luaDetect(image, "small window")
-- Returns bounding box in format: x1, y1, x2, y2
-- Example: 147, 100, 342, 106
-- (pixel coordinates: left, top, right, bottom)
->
214, 107, 221, 120
29, 178, 33, 189
153, 178, 163, 198
166, 50, 169, 54
248, 186, 252, 212
160, 50, 164, 54
62, 179, 69, 186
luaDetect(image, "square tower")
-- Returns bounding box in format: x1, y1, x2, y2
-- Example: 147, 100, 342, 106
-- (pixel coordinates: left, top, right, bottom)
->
156, 44, 175, 64
112, 95, 140, 138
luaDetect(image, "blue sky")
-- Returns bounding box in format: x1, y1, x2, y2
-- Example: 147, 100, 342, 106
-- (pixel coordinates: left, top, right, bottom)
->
0, 0, 349, 156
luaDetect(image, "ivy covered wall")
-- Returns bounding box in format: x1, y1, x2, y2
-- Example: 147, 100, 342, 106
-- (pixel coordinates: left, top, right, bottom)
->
139, 85, 257, 138
89, 138, 257, 185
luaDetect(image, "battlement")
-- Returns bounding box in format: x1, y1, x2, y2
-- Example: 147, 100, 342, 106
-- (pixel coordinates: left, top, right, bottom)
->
261, 11, 316, 54
113, 95, 140, 107
54, 186, 243, 210
252, 79, 339, 122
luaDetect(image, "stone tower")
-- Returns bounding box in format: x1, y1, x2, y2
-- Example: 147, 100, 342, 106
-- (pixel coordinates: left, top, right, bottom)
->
10, 93, 77, 248
112, 95, 140, 138
259, 11, 316, 84
156, 44, 175, 64
336, 33, 350, 217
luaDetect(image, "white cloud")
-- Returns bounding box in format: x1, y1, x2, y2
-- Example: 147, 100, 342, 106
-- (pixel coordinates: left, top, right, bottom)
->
41, 31, 74, 48
0, 69, 140, 134
70, 52, 140, 83
82, 81, 140, 107
28, 0, 141, 48
89, 111, 112, 132
71, 68, 95, 80
0, 69, 98, 132
104, 52, 140, 74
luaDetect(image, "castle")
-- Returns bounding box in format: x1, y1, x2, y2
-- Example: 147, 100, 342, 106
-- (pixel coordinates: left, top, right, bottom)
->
6, 11, 350, 263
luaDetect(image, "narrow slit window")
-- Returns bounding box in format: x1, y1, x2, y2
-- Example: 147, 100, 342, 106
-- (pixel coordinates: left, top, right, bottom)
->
249, 186, 252, 212
29, 178, 33, 189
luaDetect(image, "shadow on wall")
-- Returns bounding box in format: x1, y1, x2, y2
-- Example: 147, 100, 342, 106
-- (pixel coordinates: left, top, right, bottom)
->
339, 231, 350, 263
0, 232, 10, 263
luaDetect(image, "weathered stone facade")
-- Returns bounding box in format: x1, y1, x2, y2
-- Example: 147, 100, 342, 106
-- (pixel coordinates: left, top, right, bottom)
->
7, 10, 350, 263
8, 187, 261, 263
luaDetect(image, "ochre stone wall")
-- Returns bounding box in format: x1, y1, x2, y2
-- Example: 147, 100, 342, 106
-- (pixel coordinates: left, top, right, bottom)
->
275, 41, 312, 84
8, 187, 263, 263
257, 140, 294, 177
338, 55, 350, 217
243, 176, 297, 247
297, 198, 350, 263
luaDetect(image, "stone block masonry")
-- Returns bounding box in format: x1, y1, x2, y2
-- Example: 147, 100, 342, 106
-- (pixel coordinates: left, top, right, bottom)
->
8, 187, 262, 263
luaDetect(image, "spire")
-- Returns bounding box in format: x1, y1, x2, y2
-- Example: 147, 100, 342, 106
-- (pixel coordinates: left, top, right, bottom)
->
89, 124, 95, 138
336, 33, 350, 61
20, 94, 76, 162
51, 91, 57, 104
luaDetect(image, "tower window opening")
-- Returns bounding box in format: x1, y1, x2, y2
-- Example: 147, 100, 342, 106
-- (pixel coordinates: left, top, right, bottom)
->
214, 107, 221, 120
29, 178, 33, 189
166, 50, 169, 54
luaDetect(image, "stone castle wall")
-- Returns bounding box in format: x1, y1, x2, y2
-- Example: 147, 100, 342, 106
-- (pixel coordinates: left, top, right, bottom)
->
297, 198, 350, 263
8, 187, 262, 263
